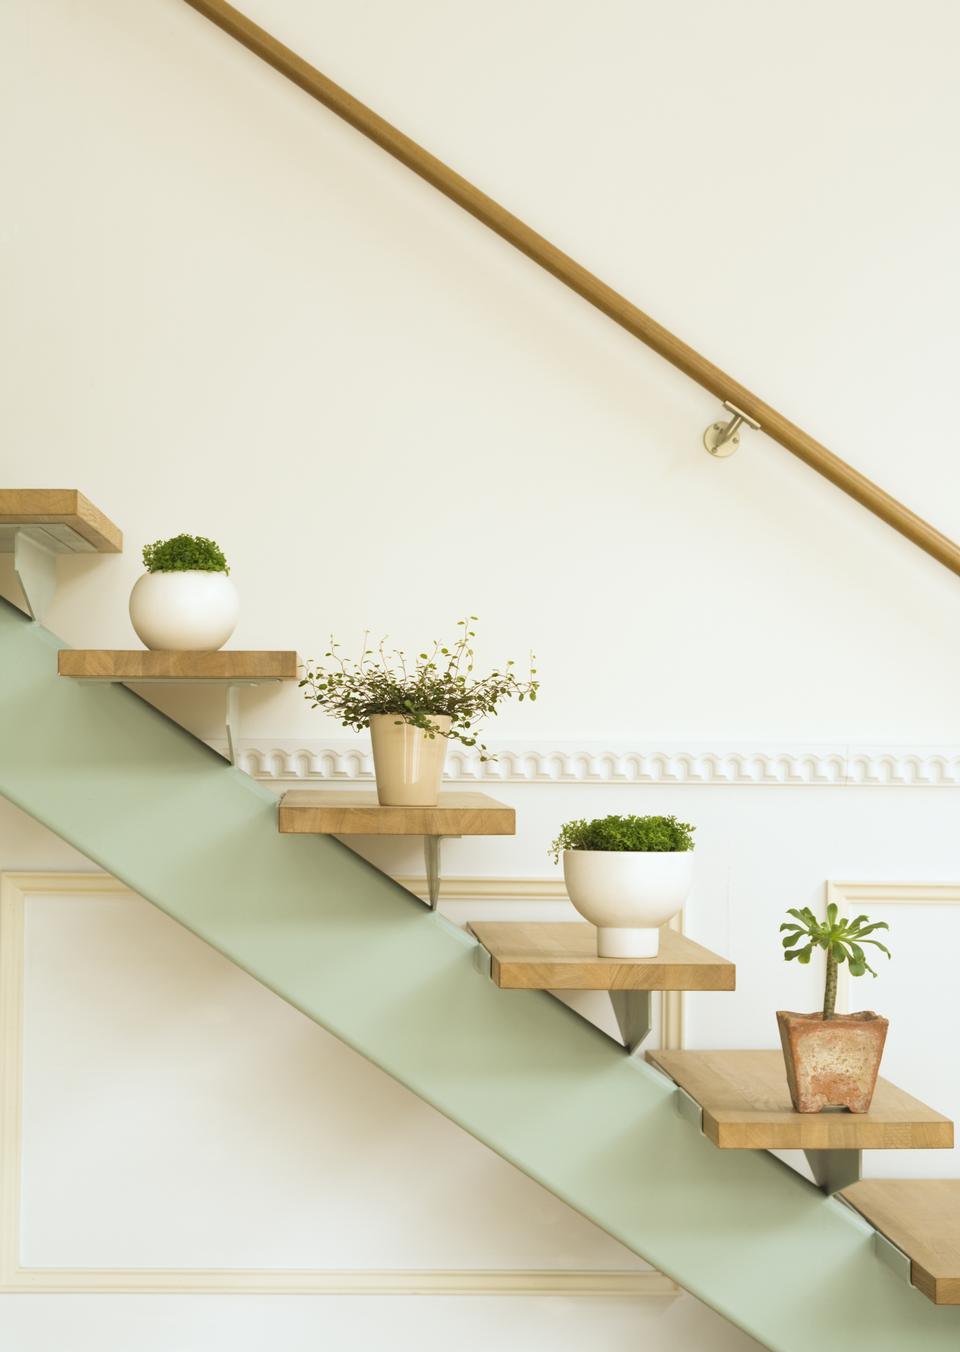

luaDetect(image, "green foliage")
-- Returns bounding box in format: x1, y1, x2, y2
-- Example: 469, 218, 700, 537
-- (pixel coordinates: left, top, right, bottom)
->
549, 814, 695, 864
780, 903, 891, 977
780, 902, 891, 1018
142, 534, 229, 574
299, 618, 538, 760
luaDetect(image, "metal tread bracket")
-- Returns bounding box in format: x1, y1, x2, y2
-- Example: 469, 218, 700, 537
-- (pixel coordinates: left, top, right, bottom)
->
472, 942, 493, 980
99, 678, 264, 768
13, 531, 59, 624
469, 952, 657, 1058
422, 835, 463, 910
129, 679, 265, 768
2, 511, 112, 625
804, 1148, 862, 1195
609, 990, 654, 1056
834, 1191, 914, 1287
873, 1229, 914, 1287
424, 835, 443, 909
197, 680, 274, 768
224, 684, 243, 766
674, 1084, 705, 1132
703, 400, 762, 458
644, 1058, 704, 1126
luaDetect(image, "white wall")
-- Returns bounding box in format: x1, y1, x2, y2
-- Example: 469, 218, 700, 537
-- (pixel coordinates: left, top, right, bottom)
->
3, 0, 960, 746
0, 816, 760, 1352
17, 881, 647, 1272
3, 0, 960, 1348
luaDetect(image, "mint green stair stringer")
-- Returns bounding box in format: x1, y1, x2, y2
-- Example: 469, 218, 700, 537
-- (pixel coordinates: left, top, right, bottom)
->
0, 601, 955, 1350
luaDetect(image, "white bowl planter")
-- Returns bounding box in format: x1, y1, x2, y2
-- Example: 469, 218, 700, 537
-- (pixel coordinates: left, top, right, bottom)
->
129, 570, 239, 651
369, 714, 451, 806
562, 850, 694, 957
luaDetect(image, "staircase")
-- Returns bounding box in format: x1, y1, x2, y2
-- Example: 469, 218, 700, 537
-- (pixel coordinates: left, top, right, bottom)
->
1, 496, 959, 1350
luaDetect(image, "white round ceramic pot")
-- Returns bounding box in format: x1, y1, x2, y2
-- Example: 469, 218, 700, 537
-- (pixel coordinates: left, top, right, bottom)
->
369, 714, 451, 806
129, 571, 239, 651
562, 850, 694, 958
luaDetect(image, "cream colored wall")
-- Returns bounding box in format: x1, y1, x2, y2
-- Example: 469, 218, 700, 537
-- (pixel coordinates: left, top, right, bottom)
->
3, 1, 960, 1349
0, 815, 761, 1352
11, 875, 650, 1276
3, 0, 960, 747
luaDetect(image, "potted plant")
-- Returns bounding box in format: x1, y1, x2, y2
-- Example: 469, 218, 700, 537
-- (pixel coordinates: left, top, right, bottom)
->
129, 534, 238, 651
549, 815, 695, 958
300, 618, 538, 806
778, 902, 891, 1113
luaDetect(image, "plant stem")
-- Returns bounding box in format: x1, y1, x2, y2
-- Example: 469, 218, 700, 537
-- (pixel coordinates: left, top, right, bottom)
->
823, 952, 838, 1020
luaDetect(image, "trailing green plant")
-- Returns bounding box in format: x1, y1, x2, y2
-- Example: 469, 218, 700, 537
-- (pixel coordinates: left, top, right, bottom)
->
142, 534, 229, 573
300, 618, 538, 760
549, 814, 695, 864
780, 902, 891, 1020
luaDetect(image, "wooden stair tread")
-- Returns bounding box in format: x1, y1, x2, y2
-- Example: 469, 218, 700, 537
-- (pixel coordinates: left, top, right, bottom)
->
59, 650, 298, 681
647, 1050, 954, 1151
841, 1180, 960, 1305
278, 790, 515, 836
0, 489, 122, 553
467, 922, 735, 991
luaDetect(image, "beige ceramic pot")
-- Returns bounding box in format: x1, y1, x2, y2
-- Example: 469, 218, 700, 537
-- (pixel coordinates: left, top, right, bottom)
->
369, 714, 451, 806
777, 1010, 888, 1113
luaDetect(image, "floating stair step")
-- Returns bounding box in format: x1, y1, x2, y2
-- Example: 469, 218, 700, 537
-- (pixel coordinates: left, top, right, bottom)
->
646, 1050, 954, 1151
1, 490, 123, 623
467, 922, 735, 991
58, 650, 298, 767
279, 791, 516, 914
841, 1180, 960, 1305
58, 650, 298, 681
278, 790, 515, 837
0, 489, 122, 553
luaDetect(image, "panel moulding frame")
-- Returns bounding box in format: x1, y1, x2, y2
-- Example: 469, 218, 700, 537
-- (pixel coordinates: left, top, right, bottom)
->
0, 872, 675, 1296
826, 880, 960, 1013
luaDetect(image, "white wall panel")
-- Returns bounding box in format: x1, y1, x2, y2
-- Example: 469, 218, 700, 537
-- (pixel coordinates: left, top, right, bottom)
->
18, 887, 645, 1272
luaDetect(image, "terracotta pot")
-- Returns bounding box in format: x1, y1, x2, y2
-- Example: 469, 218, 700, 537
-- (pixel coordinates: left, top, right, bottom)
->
369, 714, 451, 806
777, 1010, 888, 1114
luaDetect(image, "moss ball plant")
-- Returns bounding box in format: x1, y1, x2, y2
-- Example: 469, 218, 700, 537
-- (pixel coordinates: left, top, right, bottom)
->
550, 814, 695, 864
142, 535, 229, 574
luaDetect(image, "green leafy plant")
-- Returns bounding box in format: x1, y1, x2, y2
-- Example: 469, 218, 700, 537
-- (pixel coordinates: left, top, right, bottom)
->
549, 814, 695, 864
142, 534, 229, 573
300, 618, 538, 760
780, 902, 891, 1020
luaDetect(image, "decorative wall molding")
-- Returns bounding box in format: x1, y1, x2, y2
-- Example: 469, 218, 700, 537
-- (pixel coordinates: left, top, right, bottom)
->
826, 879, 960, 1011
0, 872, 675, 1298
226, 740, 960, 788
3, 1265, 676, 1297
826, 881, 960, 908
398, 876, 569, 901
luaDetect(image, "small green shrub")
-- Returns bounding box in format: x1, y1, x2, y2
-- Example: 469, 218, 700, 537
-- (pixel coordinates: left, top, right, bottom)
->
550, 814, 695, 864
142, 534, 229, 573
780, 903, 891, 1019
300, 618, 538, 760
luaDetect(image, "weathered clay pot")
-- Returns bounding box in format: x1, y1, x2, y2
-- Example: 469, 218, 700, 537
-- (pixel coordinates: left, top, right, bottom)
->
777, 1010, 888, 1113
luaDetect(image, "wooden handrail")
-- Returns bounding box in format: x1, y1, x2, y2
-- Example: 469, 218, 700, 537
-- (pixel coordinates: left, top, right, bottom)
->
184, 0, 960, 579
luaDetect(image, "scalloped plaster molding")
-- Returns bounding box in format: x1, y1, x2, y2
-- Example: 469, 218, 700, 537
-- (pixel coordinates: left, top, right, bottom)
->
222, 741, 960, 787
